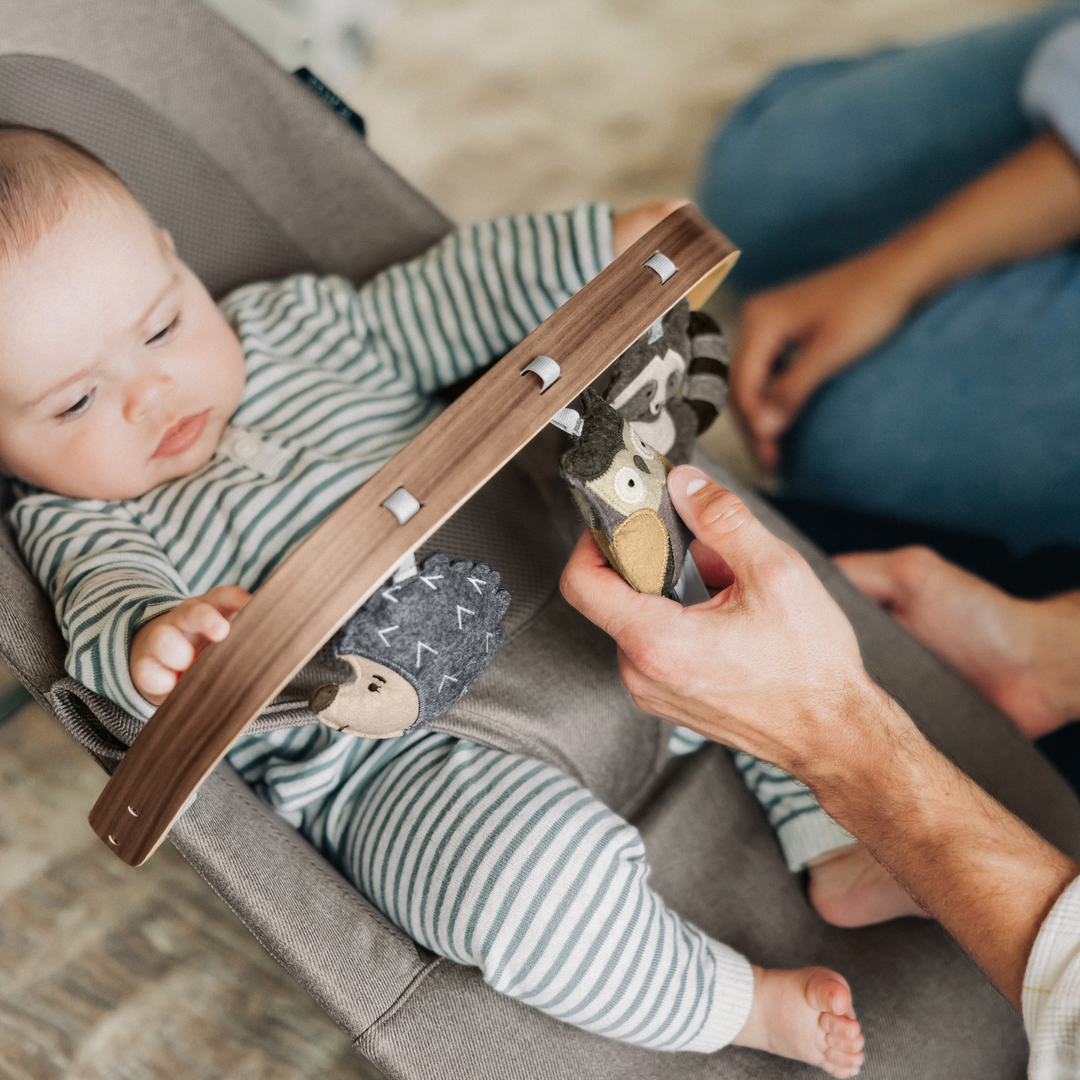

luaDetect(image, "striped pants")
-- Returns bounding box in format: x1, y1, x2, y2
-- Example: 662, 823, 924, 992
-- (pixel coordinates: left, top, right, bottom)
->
230, 723, 852, 1053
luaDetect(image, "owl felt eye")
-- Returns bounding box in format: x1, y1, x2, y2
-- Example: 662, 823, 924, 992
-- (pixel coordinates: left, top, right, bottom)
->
629, 428, 655, 460
614, 465, 647, 505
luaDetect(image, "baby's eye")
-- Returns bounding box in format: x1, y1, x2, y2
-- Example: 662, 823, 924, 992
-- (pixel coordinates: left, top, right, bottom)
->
58, 389, 94, 420
146, 314, 179, 345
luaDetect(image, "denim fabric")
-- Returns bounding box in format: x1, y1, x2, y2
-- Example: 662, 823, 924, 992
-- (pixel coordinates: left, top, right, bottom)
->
698, 3, 1080, 554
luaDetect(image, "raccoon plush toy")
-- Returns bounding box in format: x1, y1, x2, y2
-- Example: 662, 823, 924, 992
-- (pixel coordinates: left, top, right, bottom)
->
602, 299, 729, 466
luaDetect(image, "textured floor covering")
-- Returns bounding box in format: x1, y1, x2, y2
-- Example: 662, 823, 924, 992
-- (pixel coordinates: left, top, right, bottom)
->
0, 0, 1042, 1076
0, 683, 382, 1079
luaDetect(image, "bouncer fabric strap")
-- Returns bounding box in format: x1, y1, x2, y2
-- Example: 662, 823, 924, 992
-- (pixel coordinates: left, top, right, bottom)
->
90, 206, 739, 866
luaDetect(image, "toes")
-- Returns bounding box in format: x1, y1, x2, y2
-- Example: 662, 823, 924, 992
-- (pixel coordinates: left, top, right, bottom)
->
806, 968, 854, 1019
825, 1025, 865, 1054
822, 1013, 863, 1048
823, 1045, 864, 1077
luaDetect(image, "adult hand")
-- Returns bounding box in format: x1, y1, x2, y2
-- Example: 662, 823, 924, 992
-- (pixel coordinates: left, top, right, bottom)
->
733, 132, 1080, 471
562, 472, 1080, 1010
129, 585, 251, 704
837, 547, 1080, 740
560, 465, 879, 773
733, 247, 918, 469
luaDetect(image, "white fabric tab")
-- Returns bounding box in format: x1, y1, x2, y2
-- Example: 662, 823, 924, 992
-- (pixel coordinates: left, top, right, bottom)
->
217, 425, 294, 478
550, 407, 584, 437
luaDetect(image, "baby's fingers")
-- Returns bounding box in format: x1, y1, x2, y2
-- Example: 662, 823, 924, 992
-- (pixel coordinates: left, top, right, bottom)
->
144, 619, 198, 671
202, 584, 252, 620
168, 599, 233, 643
131, 653, 181, 704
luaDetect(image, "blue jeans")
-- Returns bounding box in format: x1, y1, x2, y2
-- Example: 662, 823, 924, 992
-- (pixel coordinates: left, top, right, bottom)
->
699, 3, 1080, 555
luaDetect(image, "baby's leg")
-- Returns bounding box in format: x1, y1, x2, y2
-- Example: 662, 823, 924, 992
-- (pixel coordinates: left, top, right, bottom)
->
304, 734, 863, 1069
733, 750, 925, 927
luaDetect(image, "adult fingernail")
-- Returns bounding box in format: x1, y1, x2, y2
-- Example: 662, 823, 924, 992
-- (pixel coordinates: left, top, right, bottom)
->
672, 466, 709, 499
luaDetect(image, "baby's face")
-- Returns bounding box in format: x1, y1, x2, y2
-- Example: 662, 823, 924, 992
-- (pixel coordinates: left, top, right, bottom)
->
0, 190, 245, 500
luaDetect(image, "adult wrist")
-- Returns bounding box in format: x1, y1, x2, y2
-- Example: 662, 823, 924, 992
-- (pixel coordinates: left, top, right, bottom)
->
793, 681, 922, 804
868, 226, 953, 308
1032, 591, 1080, 727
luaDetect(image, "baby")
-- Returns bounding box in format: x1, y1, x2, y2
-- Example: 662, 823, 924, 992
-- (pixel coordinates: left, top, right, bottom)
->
0, 125, 918, 1076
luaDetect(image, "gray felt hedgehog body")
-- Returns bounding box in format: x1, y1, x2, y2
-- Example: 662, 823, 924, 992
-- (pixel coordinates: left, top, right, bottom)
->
603, 299, 729, 465
309, 553, 510, 739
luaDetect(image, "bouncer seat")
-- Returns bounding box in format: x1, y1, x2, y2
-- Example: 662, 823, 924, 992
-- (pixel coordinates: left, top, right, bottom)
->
1, 2, 1077, 1076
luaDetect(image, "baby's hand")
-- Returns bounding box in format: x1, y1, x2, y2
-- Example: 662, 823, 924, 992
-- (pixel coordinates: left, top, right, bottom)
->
611, 200, 688, 258
130, 585, 251, 705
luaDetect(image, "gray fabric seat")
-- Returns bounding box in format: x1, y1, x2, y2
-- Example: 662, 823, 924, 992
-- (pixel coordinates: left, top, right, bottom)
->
2, 2, 1077, 1076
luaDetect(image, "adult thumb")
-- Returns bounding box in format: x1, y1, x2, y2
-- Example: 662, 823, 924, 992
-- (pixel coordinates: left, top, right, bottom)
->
668, 466, 788, 582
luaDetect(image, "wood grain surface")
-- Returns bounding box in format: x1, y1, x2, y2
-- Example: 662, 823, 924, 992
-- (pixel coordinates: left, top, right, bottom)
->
90, 205, 738, 866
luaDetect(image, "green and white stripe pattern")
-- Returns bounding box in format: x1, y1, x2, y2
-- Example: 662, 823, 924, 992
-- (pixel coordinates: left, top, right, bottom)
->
10, 201, 843, 1050
10, 205, 612, 722
229, 722, 755, 1051
672, 727, 850, 870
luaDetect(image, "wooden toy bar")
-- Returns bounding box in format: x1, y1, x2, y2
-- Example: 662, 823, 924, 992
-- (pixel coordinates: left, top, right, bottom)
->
89, 205, 739, 865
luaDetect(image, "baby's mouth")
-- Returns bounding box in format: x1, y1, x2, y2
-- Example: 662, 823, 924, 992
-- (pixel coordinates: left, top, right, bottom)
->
153, 410, 210, 458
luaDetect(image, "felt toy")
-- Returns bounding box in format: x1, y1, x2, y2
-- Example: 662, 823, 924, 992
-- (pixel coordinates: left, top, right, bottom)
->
602, 299, 730, 466
560, 389, 687, 598
309, 552, 510, 738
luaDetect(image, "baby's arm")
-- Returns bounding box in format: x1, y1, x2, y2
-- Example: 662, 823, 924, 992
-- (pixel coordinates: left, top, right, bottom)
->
11, 492, 198, 719
129, 585, 250, 704
351, 200, 684, 395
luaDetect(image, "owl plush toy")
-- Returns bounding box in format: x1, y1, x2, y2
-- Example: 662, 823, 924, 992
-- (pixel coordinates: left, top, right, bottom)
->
560, 303, 731, 598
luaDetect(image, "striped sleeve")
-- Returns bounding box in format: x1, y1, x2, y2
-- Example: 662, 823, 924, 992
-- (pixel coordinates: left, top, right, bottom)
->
732, 751, 854, 871
356, 203, 613, 394
9, 492, 189, 721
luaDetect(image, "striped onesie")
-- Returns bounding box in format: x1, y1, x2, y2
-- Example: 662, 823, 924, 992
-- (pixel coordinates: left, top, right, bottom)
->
11, 203, 853, 1052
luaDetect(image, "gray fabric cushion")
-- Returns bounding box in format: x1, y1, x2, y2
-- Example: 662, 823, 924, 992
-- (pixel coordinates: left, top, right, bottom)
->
0, 5, 1076, 1075
0, 0, 451, 296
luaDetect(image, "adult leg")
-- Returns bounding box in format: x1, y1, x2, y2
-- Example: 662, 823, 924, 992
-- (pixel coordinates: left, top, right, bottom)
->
699, 2, 1080, 290
780, 248, 1080, 554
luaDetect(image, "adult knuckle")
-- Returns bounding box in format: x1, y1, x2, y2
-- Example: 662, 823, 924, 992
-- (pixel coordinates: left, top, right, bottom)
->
697, 487, 751, 532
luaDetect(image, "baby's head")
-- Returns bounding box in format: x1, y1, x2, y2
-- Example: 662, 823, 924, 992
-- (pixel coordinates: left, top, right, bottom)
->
0, 126, 245, 501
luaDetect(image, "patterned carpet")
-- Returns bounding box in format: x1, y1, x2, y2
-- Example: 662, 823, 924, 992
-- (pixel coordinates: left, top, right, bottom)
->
0, 0, 1042, 1076
0, 683, 381, 1079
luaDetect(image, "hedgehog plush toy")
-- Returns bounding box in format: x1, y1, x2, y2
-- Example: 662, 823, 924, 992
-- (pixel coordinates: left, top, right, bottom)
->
560, 302, 731, 598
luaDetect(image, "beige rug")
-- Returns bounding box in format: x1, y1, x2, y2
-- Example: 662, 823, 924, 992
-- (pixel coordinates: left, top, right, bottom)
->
0, 0, 1043, 1075
345, 0, 1043, 222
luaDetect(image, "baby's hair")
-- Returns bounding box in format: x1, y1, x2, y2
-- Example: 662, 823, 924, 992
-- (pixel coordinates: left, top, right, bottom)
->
0, 125, 133, 266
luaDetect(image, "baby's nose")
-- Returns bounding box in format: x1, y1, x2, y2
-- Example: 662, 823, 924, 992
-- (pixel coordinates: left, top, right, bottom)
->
123, 373, 172, 423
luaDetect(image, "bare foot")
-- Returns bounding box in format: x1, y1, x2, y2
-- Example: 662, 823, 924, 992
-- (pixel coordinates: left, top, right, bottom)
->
808, 844, 928, 928
733, 966, 865, 1077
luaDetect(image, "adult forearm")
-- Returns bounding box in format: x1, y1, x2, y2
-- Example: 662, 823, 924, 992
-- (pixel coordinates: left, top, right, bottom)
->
881, 132, 1080, 305
804, 686, 1080, 1008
